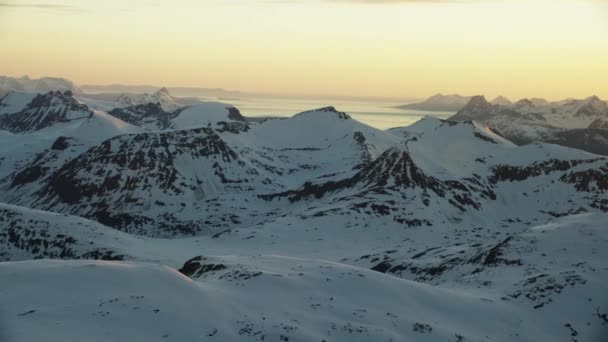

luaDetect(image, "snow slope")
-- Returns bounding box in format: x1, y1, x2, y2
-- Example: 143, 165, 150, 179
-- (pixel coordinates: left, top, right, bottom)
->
0, 92, 37, 115
3, 256, 602, 342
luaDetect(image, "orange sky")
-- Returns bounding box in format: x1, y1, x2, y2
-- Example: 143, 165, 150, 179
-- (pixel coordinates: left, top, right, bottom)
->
1, 0, 607, 100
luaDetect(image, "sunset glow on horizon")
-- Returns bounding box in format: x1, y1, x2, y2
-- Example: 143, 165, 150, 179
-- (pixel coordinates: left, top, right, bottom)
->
1, 0, 607, 100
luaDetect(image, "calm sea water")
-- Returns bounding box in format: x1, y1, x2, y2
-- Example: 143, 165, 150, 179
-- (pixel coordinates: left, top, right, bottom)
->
204, 96, 454, 130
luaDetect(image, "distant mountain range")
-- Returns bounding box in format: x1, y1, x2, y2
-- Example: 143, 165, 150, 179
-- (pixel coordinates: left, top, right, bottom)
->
0, 76, 82, 95
450, 95, 608, 155
397, 93, 518, 112
396, 93, 472, 112
0, 75, 415, 102
80, 83, 244, 99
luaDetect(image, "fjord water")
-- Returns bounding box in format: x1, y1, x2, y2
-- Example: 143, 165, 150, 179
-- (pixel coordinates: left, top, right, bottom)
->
205, 96, 455, 129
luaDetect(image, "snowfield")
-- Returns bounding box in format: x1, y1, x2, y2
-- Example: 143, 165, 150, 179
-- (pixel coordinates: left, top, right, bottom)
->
0, 84, 607, 341
2, 254, 604, 342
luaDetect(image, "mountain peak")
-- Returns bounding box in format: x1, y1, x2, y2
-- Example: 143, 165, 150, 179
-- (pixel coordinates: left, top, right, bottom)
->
514, 97, 549, 108
491, 96, 512, 106
115, 88, 181, 112
157, 87, 171, 96
29, 90, 79, 107
396, 94, 471, 112
295, 106, 351, 120
449, 95, 493, 122
0, 90, 92, 133
575, 95, 608, 118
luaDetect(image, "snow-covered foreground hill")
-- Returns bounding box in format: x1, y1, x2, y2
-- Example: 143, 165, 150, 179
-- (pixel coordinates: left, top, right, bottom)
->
0, 88, 607, 341
2, 239, 606, 342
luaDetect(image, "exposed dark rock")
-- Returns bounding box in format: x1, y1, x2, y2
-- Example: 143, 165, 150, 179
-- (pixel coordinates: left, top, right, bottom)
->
227, 106, 246, 121
450, 95, 494, 121
109, 102, 177, 129
295, 106, 351, 120
178, 256, 227, 278
51, 136, 71, 150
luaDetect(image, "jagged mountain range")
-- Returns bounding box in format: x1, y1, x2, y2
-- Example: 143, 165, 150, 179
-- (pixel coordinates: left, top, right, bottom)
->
450, 95, 608, 155
0, 84, 607, 341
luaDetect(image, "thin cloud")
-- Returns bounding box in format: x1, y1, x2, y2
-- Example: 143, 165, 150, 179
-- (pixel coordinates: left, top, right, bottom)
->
0, 2, 87, 13
328, 0, 464, 2
254, 0, 475, 4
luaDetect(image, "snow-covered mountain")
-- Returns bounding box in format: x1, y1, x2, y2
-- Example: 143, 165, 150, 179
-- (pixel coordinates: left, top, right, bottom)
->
450, 95, 608, 155
0, 91, 92, 134
491, 95, 512, 106
107, 101, 245, 131
0, 75, 82, 95
113, 87, 182, 112
1, 99, 607, 341
396, 93, 472, 112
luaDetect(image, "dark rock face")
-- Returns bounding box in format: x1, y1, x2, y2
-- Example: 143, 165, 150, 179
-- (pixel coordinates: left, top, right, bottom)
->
450, 95, 494, 121
11, 165, 45, 187
17, 126, 266, 235
489, 159, 600, 184
227, 106, 246, 121
44, 126, 238, 203
216, 121, 250, 134
560, 164, 608, 192
0, 91, 92, 133
0, 207, 125, 261
353, 131, 366, 144
51, 136, 71, 150
178, 256, 227, 278
260, 146, 489, 212
474, 132, 498, 144
295, 106, 351, 120
468, 236, 521, 267
361, 236, 523, 284
7, 147, 75, 188
109, 102, 178, 129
